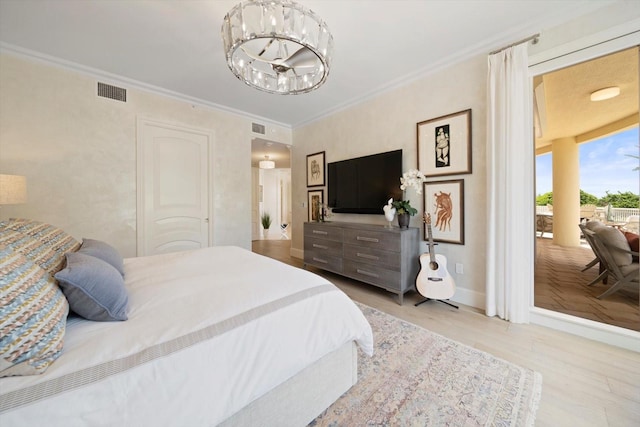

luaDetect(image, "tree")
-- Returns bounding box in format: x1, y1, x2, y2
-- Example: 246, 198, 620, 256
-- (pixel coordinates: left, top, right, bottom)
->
598, 191, 640, 208
536, 191, 553, 206
580, 190, 599, 206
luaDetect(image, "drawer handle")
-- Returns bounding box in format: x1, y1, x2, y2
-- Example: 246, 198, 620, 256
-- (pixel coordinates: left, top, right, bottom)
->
313, 243, 328, 249
356, 252, 379, 260
312, 230, 328, 235
313, 257, 328, 264
357, 236, 379, 243
356, 268, 379, 278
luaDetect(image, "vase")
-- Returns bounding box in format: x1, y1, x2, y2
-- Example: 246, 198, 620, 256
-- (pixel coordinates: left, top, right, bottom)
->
397, 213, 410, 229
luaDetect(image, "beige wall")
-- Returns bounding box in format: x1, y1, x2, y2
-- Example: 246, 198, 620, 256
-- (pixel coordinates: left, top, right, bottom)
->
0, 53, 292, 257
292, 54, 488, 306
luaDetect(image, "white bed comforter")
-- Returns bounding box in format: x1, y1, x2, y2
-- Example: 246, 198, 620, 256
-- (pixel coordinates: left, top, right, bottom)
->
0, 246, 373, 426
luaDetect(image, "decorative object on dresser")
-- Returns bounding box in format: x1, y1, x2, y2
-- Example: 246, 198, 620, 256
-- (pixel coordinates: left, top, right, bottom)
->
304, 221, 420, 304
308, 190, 324, 222
391, 200, 417, 229
417, 109, 472, 177
383, 198, 396, 228
415, 213, 457, 309
423, 179, 465, 245
306, 151, 326, 187
392, 169, 426, 229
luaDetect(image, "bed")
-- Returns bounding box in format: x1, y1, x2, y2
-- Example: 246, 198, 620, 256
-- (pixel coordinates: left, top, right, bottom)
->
0, 219, 373, 426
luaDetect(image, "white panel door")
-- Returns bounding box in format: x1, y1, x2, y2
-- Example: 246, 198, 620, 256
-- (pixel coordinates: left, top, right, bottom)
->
138, 120, 210, 255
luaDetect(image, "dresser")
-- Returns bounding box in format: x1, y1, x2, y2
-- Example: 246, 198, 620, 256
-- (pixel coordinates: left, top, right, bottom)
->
304, 221, 420, 304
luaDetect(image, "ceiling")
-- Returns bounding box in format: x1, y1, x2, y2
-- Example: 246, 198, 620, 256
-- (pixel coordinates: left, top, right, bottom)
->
535, 47, 638, 150
0, 0, 633, 167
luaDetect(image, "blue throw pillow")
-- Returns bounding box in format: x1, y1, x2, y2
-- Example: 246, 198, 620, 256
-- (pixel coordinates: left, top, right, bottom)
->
78, 238, 125, 277
55, 252, 129, 321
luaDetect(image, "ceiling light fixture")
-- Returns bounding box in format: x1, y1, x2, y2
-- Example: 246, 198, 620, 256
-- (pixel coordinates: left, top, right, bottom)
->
259, 155, 275, 169
590, 86, 620, 101
221, 0, 333, 95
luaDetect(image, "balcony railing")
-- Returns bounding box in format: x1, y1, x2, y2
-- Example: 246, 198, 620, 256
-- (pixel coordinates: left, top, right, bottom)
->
597, 207, 640, 223
535, 205, 639, 223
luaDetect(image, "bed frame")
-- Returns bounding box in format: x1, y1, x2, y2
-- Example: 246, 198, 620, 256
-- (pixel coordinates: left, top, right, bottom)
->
220, 341, 357, 426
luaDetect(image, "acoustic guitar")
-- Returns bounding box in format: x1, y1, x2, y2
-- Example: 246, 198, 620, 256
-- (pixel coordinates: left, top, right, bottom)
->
416, 213, 456, 300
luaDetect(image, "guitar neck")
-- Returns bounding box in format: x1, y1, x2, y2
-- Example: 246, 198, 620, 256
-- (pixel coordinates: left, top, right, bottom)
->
426, 224, 436, 264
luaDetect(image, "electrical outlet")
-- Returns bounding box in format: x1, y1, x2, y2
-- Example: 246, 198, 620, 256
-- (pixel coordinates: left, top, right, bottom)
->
455, 263, 463, 274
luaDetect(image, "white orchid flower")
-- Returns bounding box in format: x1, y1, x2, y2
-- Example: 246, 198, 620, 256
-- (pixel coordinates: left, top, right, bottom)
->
399, 169, 426, 195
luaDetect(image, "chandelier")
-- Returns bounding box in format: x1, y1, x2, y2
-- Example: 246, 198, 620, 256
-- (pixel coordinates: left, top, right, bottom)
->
259, 155, 275, 169
221, 0, 333, 95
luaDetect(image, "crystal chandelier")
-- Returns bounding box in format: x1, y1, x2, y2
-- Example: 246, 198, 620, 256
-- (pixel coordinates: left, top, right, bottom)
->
221, 0, 333, 95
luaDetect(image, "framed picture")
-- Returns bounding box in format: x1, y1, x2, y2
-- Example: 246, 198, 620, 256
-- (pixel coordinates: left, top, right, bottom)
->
308, 189, 324, 222
423, 179, 464, 245
306, 151, 326, 187
417, 109, 472, 177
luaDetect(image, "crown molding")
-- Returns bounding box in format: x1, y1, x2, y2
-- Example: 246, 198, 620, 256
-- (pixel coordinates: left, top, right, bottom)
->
0, 42, 292, 130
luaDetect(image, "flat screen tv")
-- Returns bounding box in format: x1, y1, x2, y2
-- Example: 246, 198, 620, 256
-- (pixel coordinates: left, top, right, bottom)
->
328, 149, 403, 214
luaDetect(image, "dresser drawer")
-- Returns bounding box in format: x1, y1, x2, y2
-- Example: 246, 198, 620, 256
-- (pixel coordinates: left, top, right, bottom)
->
343, 229, 400, 252
343, 244, 400, 271
343, 260, 401, 291
305, 251, 343, 273
304, 237, 343, 256
304, 223, 344, 242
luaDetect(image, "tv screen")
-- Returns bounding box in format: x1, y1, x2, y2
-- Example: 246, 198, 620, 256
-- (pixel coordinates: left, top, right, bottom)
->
328, 149, 403, 214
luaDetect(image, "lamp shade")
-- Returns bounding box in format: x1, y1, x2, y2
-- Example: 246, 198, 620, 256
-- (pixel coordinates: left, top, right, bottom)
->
0, 174, 27, 204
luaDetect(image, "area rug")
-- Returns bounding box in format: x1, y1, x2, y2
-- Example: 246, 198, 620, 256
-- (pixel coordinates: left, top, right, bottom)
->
309, 303, 542, 426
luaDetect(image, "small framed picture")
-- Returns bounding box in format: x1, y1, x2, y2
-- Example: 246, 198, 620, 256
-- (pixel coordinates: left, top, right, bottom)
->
308, 190, 324, 222
306, 151, 326, 187
423, 179, 465, 245
417, 109, 472, 177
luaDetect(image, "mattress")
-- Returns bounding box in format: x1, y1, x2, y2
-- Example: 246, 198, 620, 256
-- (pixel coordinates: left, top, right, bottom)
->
0, 246, 373, 426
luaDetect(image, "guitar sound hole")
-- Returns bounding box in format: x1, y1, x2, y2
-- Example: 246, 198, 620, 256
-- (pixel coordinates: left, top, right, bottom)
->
429, 261, 439, 270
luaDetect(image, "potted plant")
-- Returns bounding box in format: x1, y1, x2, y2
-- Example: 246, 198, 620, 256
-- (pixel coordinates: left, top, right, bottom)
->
392, 200, 417, 229
261, 212, 272, 238
392, 169, 426, 229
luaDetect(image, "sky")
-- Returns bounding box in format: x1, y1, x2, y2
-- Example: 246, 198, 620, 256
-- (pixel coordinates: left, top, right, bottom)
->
536, 127, 640, 199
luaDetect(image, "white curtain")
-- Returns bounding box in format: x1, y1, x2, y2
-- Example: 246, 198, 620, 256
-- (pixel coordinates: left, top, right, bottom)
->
486, 43, 534, 323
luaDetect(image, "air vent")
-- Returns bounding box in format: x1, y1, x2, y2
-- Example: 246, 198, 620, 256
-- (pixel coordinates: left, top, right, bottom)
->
252, 122, 266, 134
97, 82, 127, 102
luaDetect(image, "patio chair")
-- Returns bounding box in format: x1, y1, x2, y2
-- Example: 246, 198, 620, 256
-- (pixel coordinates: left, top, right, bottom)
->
580, 204, 597, 223
623, 215, 639, 234
579, 222, 608, 285
583, 227, 639, 303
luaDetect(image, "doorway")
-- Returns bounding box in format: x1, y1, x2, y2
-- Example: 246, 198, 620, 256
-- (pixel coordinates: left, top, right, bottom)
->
533, 47, 639, 331
251, 138, 292, 241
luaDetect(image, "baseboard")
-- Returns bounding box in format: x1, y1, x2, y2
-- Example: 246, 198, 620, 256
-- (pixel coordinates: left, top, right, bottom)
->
450, 287, 486, 311
291, 247, 304, 259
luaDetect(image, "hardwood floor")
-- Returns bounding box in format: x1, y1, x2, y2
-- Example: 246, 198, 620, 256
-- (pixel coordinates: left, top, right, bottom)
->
535, 236, 639, 331
252, 239, 640, 427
